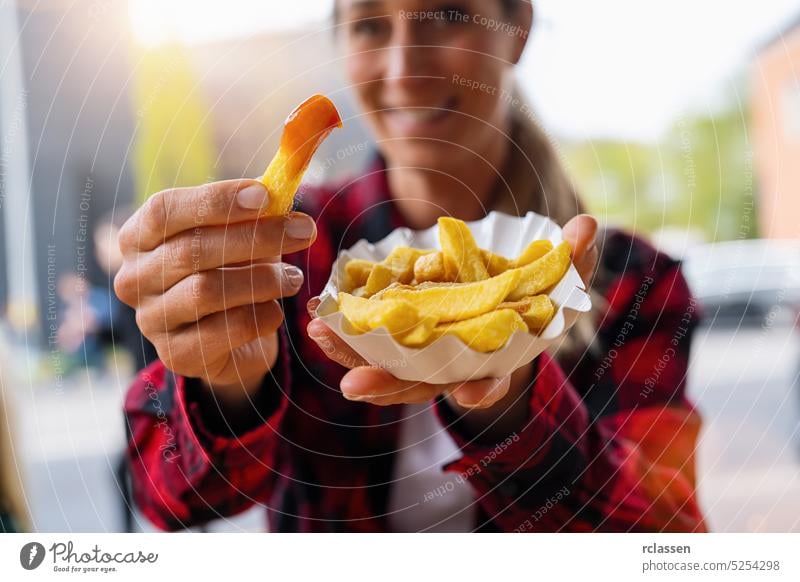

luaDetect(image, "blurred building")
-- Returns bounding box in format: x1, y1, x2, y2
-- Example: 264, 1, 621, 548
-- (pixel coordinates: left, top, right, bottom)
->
1, 0, 139, 341
753, 13, 800, 240
1, 1, 370, 345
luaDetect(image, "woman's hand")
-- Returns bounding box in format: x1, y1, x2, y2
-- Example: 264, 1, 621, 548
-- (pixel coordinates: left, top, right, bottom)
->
114, 179, 317, 405
306, 214, 598, 414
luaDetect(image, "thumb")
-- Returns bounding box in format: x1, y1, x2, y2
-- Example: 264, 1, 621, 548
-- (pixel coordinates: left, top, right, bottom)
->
562, 214, 597, 259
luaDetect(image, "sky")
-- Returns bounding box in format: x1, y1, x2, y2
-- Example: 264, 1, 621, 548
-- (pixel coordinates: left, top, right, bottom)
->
127, 0, 800, 142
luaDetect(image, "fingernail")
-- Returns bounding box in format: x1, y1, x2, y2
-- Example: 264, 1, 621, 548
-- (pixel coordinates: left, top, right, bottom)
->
342, 390, 366, 402
283, 265, 304, 288
307, 297, 321, 318
236, 183, 268, 210
285, 215, 316, 239
307, 319, 326, 340
340, 378, 369, 401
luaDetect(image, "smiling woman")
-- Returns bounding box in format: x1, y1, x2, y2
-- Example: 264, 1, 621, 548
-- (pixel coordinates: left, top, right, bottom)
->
117, 0, 708, 533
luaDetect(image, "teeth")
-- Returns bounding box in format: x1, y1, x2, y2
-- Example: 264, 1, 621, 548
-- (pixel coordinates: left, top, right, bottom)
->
391, 108, 446, 122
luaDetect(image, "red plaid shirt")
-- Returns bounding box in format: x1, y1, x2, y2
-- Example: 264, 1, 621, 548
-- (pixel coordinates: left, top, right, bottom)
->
124, 158, 707, 532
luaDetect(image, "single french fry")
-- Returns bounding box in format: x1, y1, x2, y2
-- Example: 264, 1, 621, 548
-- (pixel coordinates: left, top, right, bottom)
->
438, 217, 489, 282
338, 293, 413, 333
415, 281, 460, 290
338, 293, 436, 344
397, 315, 439, 347
382, 246, 431, 284
345, 259, 376, 288
521, 296, 555, 332
507, 241, 571, 301
369, 281, 416, 300
499, 295, 555, 332
481, 249, 513, 276
364, 263, 394, 296
498, 297, 534, 314
380, 268, 521, 322
260, 95, 342, 215
514, 240, 553, 267
426, 309, 527, 352
414, 251, 448, 283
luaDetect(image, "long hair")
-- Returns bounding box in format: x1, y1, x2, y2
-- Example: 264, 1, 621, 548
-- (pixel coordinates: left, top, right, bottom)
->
489, 91, 605, 365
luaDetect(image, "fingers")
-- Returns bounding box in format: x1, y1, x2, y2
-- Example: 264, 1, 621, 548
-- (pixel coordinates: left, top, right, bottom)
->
156, 301, 284, 378
307, 318, 370, 369
562, 213, 597, 257
575, 243, 600, 288
306, 296, 321, 319
119, 180, 273, 253
199, 335, 279, 389
340, 366, 441, 405
136, 262, 304, 334
305, 317, 506, 409
117, 212, 316, 298
447, 376, 511, 409
307, 314, 513, 408
339, 365, 511, 409
562, 214, 599, 287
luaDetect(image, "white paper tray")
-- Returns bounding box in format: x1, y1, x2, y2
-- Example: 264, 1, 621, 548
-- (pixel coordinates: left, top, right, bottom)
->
315, 211, 592, 384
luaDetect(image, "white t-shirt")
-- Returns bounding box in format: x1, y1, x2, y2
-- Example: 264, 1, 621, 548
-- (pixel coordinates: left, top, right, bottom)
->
387, 403, 476, 532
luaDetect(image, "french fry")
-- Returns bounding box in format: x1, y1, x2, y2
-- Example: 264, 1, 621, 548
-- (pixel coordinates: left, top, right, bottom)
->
382, 246, 431, 284
427, 309, 527, 352
338, 293, 436, 344
370, 281, 412, 298
338, 293, 414, 334
481, 249, 513, 276
414, 251, 448, 283
499, 295, 555, 332
507, 241, 571, 301
380, 268, 520, 322
398, 316, 439, 347
514, 240, 553, 267
345, 259, 376, 288
260, 94, 342, 215
364, 263, 394, 296
438, 217, 489, 282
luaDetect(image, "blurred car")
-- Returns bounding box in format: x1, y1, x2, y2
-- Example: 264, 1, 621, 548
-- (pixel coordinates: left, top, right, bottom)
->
681, 239, 800, 327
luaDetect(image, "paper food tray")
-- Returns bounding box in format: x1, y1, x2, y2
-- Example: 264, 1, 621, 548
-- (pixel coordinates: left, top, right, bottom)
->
315, 211, 592, 384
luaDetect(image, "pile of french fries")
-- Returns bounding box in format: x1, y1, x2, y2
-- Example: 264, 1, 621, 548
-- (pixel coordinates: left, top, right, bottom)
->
337, 217, 572, 352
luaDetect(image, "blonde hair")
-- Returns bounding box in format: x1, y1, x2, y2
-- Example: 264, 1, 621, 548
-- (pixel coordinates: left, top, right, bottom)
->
0, 365, 29, 532
491, 90, 605, 364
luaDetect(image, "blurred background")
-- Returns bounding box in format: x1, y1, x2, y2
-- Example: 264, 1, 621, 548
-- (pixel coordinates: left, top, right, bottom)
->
0, 0, 798, 532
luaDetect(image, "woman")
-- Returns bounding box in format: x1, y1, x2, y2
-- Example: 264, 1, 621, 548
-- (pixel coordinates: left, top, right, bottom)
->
115, 0, 706, 532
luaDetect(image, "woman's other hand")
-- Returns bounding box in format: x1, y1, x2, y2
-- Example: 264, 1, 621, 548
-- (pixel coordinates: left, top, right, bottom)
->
305, 213, 599, 411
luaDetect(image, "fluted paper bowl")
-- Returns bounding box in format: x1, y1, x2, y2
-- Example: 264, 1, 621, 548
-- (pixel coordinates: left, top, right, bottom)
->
315, 211, 592, 384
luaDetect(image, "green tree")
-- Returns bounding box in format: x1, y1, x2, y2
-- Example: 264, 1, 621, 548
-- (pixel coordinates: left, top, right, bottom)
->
664, 107, 756, 241
131, 44, 216, 204
563, 102, 756, 242
564, 140, 661, 231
